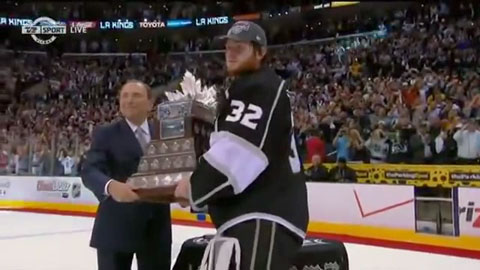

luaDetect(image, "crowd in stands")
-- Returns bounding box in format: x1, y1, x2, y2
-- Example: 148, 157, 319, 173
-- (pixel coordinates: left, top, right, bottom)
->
2, 2, 480, 177
290, 2, 480, 166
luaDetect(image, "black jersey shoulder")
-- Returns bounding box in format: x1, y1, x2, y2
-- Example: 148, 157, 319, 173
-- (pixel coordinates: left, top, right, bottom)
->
228, 67, 283, 102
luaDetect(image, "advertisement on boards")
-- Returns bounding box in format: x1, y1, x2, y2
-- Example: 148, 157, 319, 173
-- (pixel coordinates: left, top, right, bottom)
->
37, 179, 72, 199
0, 179, 10, 197
458, 188, 480, 236
307, 163, 480, 187
0, 176, 97, 205
307, 183, 415, 229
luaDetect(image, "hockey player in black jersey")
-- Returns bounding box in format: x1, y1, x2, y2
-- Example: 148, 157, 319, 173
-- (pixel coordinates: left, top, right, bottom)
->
174, 21, 309, 270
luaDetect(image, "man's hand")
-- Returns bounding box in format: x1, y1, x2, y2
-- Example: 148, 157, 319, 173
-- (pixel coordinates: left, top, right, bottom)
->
107, 180, 140, 203
174, 178, 190, 208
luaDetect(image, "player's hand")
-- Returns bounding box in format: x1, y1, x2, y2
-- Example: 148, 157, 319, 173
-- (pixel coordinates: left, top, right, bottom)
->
107, 180, 140, 203
177, 198, 190, 208
174, 178, 190, 208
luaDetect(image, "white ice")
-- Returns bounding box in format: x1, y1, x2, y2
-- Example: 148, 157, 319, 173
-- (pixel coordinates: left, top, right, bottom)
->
0, 211, 479, 270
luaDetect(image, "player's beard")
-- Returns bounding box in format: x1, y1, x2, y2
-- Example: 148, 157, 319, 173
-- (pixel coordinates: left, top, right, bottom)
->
226, 52, 260, 77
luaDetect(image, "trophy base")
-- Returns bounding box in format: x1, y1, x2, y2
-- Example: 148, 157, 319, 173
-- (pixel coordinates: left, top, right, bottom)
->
134, 185, 178, 203
126, 172, 192, 204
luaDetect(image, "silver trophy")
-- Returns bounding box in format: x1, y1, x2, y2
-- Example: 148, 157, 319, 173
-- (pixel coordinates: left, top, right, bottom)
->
126, 71, 217, 203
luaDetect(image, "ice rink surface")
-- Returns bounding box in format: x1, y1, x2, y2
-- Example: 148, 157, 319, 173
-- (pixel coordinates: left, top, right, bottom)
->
0, 211, 479, 270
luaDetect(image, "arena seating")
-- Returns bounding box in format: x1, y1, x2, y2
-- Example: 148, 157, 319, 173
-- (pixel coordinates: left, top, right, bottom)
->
2, 2, 480, 177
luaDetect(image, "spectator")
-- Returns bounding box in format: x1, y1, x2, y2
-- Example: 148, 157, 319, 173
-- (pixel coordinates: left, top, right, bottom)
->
333, 126, 351, 161
352, 108, 371, 135
329, 158, 357, 183
386, 128, 410, 164
31, 144, 44, 176
453, 119, 480, 164
39, 146, 57, 176
305, 155, 329, 182
409, 123, 433, 164
434, 126, 457, 164
365, 129, 389, 163
58, 149, 75, 176
0, 144, 8, 174
14, 146, 30, 175
305, 130, 326, 163
348, 127, 368, 162
76, 148, 88, 176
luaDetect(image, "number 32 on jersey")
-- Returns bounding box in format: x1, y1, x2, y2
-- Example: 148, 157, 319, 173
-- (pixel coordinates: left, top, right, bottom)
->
225, 100, 263, 130
225, 99, 301, 174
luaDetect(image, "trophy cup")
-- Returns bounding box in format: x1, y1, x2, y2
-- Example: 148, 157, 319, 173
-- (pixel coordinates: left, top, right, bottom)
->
126, 71, 217, 203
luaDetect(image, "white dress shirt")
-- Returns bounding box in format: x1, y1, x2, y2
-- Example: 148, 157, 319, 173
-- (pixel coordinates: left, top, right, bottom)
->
125, 118, 151, 144
104, 119, 151, 195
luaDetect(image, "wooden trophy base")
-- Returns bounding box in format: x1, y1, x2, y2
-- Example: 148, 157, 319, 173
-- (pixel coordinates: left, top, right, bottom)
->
133, 184, 178, 203
127, 172, 192, 204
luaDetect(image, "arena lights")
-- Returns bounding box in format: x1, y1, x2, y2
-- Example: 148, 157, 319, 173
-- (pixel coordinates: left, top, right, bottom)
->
313, 3, 331, 9
314, 1, 359, 9
331, 1, 359, 8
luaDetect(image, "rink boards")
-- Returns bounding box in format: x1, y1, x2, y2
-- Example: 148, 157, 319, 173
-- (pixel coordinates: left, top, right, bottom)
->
0, 176, 479, 259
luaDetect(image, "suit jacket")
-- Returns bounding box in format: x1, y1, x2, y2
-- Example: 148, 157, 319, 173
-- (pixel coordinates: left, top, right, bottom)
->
329, 166, 357, 183
81, 118, 171, 252
305, 165, 329, 182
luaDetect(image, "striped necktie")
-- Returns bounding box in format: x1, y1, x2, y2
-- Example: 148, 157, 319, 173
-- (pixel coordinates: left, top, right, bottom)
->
135, 127, 148, 151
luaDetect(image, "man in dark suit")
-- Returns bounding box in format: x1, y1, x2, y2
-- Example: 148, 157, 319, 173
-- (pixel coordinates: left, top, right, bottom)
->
81, 80, 171, 270
329, 157, 357, 183
305, 155, 329, 182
